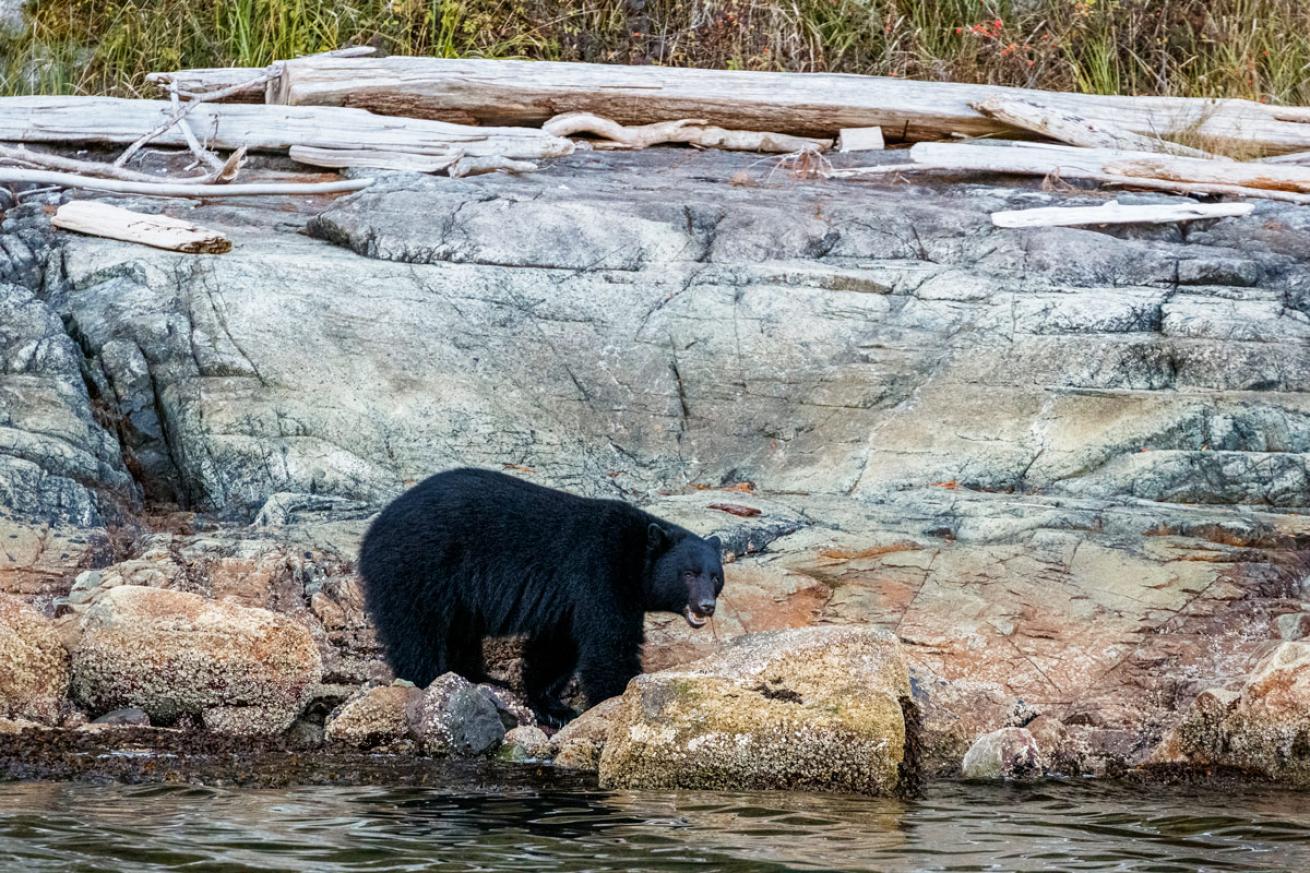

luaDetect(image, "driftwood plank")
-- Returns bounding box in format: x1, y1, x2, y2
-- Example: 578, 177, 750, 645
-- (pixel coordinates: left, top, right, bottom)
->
171, 56, 1310, 153
0, 97, 575, 160
991, 200, 1253, 228
53, 201, 232, 253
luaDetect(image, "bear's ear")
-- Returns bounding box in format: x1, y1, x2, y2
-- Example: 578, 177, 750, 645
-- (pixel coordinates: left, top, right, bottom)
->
706, 535, 722, 552
647, 523, 671, 552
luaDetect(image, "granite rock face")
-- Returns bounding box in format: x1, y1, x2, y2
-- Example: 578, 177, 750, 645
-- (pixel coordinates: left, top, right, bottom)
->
0, 149, 1308, 777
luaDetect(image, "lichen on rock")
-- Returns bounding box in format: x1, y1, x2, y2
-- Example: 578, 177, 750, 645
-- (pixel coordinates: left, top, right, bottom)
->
598, 626, 913, 795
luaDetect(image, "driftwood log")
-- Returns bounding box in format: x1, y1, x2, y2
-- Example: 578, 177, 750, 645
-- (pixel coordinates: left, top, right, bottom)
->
156, 56, 1310, 154
0, 97, 574, 160
53, 200, 233, 253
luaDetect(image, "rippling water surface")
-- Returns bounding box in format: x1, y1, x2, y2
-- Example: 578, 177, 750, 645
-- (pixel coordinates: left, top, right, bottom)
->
1, 779, 1307, 872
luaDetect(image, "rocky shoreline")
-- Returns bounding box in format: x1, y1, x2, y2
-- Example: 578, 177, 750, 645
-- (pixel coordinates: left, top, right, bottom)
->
2, 147, 1308, 793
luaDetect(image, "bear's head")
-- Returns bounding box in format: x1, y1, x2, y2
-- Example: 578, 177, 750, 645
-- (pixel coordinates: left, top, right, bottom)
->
646, 524, 724, 628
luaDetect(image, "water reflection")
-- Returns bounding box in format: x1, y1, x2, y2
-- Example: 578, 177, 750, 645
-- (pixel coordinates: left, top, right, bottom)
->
0, 779, 1306, 872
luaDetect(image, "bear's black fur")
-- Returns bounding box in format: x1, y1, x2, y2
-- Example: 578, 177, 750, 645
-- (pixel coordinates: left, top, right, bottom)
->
357, 467, 724, 725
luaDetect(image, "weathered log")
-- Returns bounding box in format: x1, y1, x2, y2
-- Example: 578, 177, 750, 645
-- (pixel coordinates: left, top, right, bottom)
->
154, 56, 1310, 153
991, 200, 1253, 228
0, 167, 373, 197
971, 97, 1215, 158
0, 97, 575, 160
53, 201, 233, 253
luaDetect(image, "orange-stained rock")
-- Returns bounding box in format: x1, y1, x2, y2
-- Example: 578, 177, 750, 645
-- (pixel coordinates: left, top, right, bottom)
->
71, 585, 322, 736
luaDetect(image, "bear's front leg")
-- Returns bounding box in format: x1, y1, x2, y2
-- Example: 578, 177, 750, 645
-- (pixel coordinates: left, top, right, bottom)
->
577, 633, 643, 707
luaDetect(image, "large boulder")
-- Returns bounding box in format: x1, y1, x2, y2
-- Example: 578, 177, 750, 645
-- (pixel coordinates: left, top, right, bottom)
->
0, 594, 69, 722
1155, 642, 1310, 785
598, 626, 914, 795
70, 585, 322, 735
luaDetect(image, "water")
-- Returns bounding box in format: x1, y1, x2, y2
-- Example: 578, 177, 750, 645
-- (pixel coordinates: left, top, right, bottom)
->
1, 779, 1307, 872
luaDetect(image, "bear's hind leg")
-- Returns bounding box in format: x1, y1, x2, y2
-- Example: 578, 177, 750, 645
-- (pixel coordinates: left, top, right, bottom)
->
522, 628, 579, 728
379, 610, 450, 688
445, 609, 493, 685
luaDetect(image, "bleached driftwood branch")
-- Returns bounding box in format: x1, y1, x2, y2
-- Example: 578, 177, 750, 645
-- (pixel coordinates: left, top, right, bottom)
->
542, 111, 831, 153
971, 97, 1215, 158
0, 144, 184, 182
991, 200, 1253, 228
53, 200, 233, 253
0, 167, 373, 197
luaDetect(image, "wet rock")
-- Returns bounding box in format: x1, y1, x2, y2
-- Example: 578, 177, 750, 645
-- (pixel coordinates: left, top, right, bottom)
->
71, 586, 322, 735
0, 594, 70, 723
405, 672, 505, 756
498, 725, 551, 762
91, 707, 150, 727
961, 727, 1045, 780
324, 683, 422, 749
1158, 642, 1310, 785
599, 626, 912, 795
549, 697, 623, 771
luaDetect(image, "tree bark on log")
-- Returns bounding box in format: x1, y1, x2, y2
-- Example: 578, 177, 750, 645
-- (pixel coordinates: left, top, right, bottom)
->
0, 97, 575, 160
153, 56, 1310, 154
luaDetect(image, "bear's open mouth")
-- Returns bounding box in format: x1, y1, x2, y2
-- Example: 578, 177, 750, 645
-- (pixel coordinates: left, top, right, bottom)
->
684, 605, 710, 628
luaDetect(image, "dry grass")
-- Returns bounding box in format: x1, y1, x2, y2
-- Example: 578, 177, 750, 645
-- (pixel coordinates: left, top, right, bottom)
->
4, 0, 1310, 103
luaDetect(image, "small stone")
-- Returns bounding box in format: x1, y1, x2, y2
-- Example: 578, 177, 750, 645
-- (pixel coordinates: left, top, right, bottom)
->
284, 717, 325, 750
961, 727, 1045, 780
92, 707, 150, 726
406, 672, 505, 757
499, 725, 551, 762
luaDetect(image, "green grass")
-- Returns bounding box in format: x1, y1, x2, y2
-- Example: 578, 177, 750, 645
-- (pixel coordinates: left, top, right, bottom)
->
4, 0, 1310, 103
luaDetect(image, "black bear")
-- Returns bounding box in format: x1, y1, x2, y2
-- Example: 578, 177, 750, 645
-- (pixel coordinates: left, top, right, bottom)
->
357, 467, 725, 725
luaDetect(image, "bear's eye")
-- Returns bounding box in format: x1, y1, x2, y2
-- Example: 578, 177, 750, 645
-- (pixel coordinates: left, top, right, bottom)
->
683, 570, 695, 580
